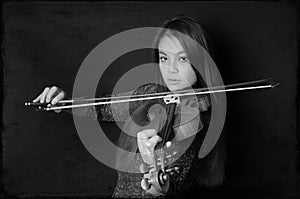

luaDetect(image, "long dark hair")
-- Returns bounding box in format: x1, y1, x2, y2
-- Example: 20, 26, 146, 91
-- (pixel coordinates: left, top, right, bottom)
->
152, 15, 215, 93
152, 15, 226, 187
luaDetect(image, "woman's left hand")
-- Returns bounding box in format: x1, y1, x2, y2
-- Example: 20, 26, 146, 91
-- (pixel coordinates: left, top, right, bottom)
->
137, 129, 162, 165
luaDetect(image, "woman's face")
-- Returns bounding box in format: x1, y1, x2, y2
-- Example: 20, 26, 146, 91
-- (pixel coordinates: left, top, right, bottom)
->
158, 34, 197, 91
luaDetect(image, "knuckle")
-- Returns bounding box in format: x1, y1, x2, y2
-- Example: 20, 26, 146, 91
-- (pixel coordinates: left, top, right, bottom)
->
50, 86, 57, 92
146, 129, 154, 134
137, 131, 142, 137
56, 94, 62, 101
60, 91, 66, 98
146, 141, 152, 147
138, 133, 147, 140
46, 95, 52, 101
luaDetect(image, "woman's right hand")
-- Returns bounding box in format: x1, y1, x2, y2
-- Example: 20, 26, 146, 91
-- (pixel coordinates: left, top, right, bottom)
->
137, 129, 162, 165
32, 86, 67, 113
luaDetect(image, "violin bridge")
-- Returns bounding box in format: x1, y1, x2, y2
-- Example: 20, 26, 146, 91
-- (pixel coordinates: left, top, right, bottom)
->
163, 94, 180, 104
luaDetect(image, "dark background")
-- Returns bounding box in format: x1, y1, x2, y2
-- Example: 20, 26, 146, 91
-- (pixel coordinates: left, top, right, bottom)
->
2, 1, 298, 199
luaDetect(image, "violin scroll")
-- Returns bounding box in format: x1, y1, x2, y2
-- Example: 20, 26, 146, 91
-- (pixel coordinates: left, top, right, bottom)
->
139, 141, 181, 196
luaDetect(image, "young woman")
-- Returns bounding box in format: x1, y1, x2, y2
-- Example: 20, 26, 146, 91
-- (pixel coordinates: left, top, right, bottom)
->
32, 15, 226, 198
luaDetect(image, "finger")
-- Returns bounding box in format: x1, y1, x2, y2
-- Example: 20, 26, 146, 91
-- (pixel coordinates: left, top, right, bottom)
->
46, 86, 59, 103
51, 91, 66, 105
137, 133, 149, 148
52, 91, 65, 113
33, 87, 49, 102
137, 129, 156, 139
54, 109, 62, 113
33, 92, 43, 102
37, 87, 50, 103
146, 135, 162, 147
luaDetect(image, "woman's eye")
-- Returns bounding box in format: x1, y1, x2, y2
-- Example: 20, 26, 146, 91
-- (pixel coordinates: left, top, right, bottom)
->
159, 56, 168, 62
179, 56, 189, 62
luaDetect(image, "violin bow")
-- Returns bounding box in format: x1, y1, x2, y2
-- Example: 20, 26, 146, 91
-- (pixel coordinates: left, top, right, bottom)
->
25, 78, 279, 111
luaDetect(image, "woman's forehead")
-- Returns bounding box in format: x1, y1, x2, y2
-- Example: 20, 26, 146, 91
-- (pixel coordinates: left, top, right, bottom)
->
158, 34, 186, 55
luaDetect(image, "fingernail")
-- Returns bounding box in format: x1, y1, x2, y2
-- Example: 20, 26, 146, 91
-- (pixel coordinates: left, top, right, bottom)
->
52, 99, 57, 105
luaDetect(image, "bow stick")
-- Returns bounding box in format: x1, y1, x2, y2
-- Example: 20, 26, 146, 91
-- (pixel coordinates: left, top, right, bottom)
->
25, 78, 279, 111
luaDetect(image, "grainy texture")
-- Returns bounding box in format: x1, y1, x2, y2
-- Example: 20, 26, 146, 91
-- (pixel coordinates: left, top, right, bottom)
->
2, 2, 298, 199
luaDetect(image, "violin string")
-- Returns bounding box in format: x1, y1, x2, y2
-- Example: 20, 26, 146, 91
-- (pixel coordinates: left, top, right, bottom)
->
160, 103, 176, 171
44, 83, 274, 111
159, 104, 169, 169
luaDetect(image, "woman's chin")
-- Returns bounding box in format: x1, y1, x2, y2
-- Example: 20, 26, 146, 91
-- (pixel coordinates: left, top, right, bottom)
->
167, 84, 182, 92
167, 84, 194, 92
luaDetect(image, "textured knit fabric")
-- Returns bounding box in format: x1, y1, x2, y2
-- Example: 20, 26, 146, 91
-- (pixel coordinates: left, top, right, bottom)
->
90, 85, 224, 198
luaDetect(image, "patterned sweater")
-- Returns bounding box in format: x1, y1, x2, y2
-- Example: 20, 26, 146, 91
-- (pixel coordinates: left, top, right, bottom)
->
81, 85, 224, 198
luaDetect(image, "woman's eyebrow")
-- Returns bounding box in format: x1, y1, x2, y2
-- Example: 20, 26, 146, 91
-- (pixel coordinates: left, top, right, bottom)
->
158, 51, 168, 56
177, 51, 186, 55
159, 50, 186, 55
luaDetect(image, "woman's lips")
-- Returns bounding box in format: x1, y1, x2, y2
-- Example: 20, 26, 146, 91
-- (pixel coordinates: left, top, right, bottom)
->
167, 79, 181, 85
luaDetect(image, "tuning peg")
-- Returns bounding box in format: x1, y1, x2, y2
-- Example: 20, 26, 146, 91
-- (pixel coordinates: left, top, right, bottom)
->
139, 163, 149, 174
165, 166, 180, 175
141, 178, 150, 190
161, 173, 169, 182
173, 166, 180, 173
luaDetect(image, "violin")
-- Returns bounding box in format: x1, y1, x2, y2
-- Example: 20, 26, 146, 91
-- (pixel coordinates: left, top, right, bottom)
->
25, 78, 279, 196
118, 82, 205, 195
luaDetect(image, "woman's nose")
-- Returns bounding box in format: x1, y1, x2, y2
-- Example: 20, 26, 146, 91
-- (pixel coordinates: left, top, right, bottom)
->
167, 60, 179, 73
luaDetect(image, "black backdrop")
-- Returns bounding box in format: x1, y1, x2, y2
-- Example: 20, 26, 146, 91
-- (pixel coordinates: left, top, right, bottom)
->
2, 1, 298, 199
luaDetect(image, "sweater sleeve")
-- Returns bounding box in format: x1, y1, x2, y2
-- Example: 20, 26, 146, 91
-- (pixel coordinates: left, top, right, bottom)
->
89, 91, 133, 122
